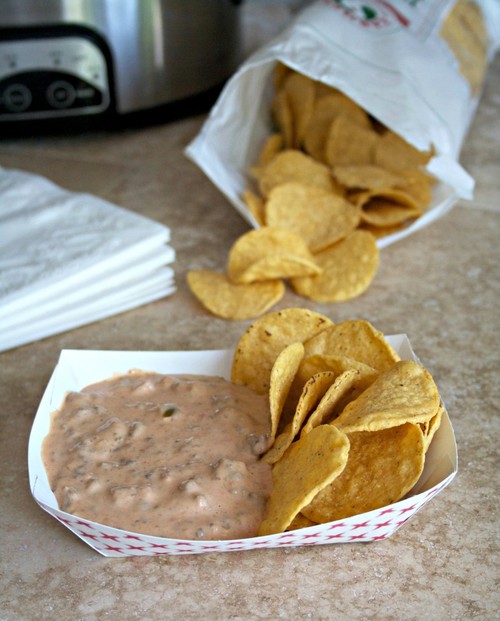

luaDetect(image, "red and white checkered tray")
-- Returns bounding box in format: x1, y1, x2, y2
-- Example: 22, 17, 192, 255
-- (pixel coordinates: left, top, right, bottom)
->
28, 339, 457, 557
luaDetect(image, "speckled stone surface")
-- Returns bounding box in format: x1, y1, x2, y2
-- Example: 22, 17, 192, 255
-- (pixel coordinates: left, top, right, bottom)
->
1, 8, 499, 621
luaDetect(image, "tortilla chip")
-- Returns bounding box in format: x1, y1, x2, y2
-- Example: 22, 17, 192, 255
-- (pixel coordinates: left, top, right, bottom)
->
263, 371, 336, 464
271, 89, 294, 149
303, 319, 400, 372
302, 423, 426, 522
300, 369, 363, 436
265, 182, 361, 252
268, 342, 305, 441
423, 402, 444, 451
303, 93, 371, 161
333, 360, 440, 433
358, 222, 408, 239
332, 164, 402, 190
227, 227, 321, 284
258, 424, 350, 535
395, 168, 434, 209
231, 308, 333, 394
187, 270, 285, 320
258, 133, 284, 167
356, 189, 423, 227
373, 130, 431, 172
324, 116, 378, 167
257, 149, 335, 197
282, 71, 316, 147
242, 189, 266, 226
273, 61, 293, 90
298, 354, 379, 379
286, 513, 317, 530
290, 230, 379, 302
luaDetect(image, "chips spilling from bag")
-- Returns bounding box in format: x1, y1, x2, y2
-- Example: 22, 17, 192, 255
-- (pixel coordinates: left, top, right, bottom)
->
188, 64, 433, 319
187, 66, 437, 320
229, 310, 443, 535
252, 65, 435, 236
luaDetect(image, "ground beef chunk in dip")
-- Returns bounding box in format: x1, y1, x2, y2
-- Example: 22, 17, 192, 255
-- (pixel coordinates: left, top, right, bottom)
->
42, 372, 273, 540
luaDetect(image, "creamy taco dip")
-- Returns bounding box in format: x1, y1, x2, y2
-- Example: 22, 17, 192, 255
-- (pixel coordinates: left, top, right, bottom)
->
42, 372, 273, 540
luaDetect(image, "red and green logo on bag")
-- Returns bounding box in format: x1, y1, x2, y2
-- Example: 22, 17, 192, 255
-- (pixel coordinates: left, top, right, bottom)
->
322, 0, 411, 30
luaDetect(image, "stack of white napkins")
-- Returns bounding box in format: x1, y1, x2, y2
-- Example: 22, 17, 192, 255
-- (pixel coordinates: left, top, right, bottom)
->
0, 166, 175, 352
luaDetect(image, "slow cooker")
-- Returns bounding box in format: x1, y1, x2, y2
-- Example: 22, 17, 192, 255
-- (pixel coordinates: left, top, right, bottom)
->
0, 0, 242, 133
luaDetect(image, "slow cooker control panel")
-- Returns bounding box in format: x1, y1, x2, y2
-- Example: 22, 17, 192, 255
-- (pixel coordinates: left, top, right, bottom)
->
0, 36, 111, 121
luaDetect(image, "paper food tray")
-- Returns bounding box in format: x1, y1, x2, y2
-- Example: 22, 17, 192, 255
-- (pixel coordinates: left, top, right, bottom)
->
28, 337, 457, 557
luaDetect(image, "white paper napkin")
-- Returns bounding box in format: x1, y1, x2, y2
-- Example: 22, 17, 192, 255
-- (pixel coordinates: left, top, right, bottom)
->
0, 166, 175, 351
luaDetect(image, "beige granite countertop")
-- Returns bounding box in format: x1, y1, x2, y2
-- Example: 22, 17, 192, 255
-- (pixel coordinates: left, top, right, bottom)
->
1, 8, 499, 621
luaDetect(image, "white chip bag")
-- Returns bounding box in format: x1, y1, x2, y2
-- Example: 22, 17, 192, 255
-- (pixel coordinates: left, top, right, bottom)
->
186, 0, 500, 247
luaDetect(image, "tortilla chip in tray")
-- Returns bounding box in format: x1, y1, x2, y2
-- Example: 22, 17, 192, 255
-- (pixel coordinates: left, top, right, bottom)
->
28, 333, 457, 557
